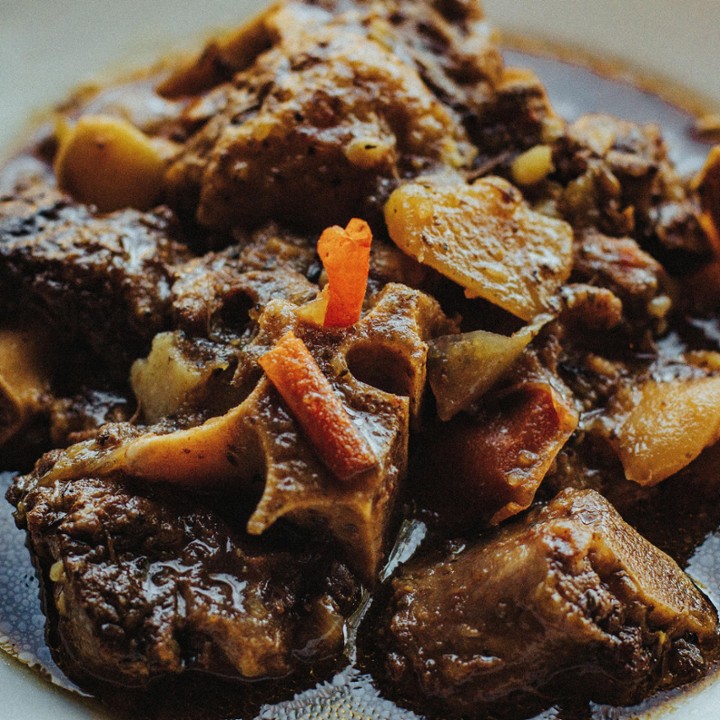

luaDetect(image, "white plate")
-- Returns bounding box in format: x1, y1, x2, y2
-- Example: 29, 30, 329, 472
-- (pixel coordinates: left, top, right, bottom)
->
1, 2, 719, 719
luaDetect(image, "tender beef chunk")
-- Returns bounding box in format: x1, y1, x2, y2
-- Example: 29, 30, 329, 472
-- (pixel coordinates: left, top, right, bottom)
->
304, 2, 554, 167
648, 198, 710, 262
326, 2, 552, 167
165, 1, 559, 234
571, 229, 665, 323
8, 468, 359, 687
166, 5, 477, 231
554, 114, 711, 270
0, 182, 191, 375
343, 0, 503, 123
0, 181, 72, 238
49, 389, 133, 446
171, 246, 317, 340
163, 0, 503, 125
468, 67, 558, 173
367, 240, 430, 296
378, 488, 718, 714
231, 222, 318, 275
555, 114, 668, 236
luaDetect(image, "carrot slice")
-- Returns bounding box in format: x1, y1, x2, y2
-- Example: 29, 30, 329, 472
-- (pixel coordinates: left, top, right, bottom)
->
258, 331, 377, 480
317, 218, 373, 327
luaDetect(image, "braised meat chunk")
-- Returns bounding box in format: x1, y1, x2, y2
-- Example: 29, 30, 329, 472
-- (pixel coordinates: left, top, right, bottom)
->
8, 470, 359, 687
555, 113, 711, 271
32, 283, 452, 582
166, 1, 478, 231
380, 489, 719, 713
0, 183, 190, 374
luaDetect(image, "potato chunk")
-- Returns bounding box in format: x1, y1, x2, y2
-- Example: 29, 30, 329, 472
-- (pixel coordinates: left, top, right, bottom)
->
385, 176, 573, 320
615, 374, 720, 485
131, 331, 229, 424
0, 328, 53, 445
54, 114, 166, 212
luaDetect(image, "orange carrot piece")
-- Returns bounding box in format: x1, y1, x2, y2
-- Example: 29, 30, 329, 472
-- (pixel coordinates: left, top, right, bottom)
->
259, 331, 377, 480
317, 218, 373, 327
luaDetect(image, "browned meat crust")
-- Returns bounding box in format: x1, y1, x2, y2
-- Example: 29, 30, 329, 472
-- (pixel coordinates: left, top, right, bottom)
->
0, 183, 190, 374
8, 466, 359, 687
378, 489, 719, 714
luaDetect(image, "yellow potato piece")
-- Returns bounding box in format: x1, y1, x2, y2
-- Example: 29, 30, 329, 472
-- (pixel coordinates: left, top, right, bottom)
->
0, 328, 53, 445
384, 175, 573, 320
616, 375, 720, 486
54, 114, 165, 212
131, 331, 223, 424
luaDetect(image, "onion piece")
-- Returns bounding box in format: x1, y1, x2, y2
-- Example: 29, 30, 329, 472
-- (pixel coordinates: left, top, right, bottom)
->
428, 316, 549, 421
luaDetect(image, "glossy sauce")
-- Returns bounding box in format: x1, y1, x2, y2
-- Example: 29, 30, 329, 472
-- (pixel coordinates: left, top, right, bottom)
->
1, 47, 719, 720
